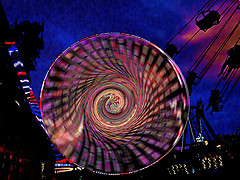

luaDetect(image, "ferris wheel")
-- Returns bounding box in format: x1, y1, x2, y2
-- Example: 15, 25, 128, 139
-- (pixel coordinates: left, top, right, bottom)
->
40, 33, 189, 175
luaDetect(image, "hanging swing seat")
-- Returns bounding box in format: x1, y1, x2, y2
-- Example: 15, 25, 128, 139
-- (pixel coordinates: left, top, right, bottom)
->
164, 44, 178, 58
227, 45, 240, 68
205, 90, 223, 114
186, 71, 199, 94
196, 10, 220, 32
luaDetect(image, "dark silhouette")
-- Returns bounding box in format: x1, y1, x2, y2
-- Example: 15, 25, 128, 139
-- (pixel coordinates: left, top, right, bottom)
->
186, 71, 199, 95
196, 10, 220, 32
218, 45, 240, 80
164, 44, 178, 58
205, 90, 223, 114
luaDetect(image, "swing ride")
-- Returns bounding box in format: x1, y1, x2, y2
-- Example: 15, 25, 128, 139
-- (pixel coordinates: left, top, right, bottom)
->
161, 3, 240, 176
164, 0, 240, 115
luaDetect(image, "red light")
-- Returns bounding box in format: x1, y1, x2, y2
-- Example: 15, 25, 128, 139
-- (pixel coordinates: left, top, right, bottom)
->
56, 158, 74, 164
18, 72, 27, 76
5, 41, 16, 45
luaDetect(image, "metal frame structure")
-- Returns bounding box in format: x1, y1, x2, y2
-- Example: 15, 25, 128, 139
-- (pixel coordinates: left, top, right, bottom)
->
181, 100, 217, 151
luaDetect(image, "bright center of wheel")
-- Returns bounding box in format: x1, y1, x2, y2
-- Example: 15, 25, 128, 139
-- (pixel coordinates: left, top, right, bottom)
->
105, 92, 123, 114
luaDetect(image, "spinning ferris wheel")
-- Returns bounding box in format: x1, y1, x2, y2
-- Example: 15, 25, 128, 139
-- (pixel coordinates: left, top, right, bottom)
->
40, 33, 190, 175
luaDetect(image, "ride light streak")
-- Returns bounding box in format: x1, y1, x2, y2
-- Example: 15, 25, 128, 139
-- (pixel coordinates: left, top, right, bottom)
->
7, 45, 45, 129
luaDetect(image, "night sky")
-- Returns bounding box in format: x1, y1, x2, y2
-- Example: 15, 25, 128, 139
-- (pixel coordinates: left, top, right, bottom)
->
2, 0, 240, 135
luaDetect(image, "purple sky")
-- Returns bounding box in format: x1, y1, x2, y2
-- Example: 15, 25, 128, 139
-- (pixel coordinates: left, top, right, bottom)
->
2, 0, 240, 135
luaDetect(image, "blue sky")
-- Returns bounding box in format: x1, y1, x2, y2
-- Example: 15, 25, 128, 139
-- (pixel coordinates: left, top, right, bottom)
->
2, 0, 240, 135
